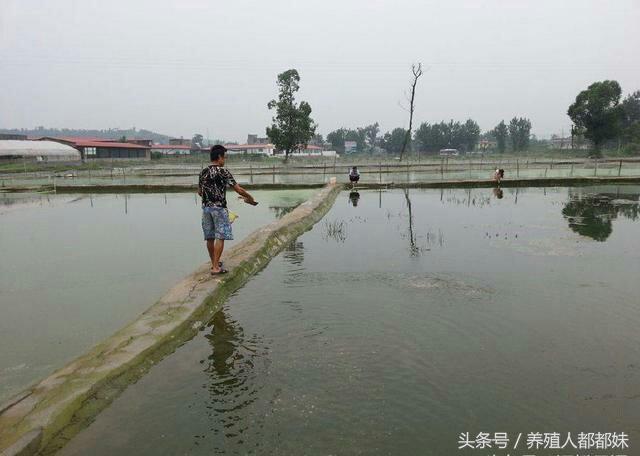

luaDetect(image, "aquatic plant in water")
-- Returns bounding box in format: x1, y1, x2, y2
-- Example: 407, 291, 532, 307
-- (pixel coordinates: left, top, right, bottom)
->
322, 219, 347, 243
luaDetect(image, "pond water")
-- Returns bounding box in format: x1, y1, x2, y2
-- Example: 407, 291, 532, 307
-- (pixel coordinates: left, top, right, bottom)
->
0, 189, 314, 402
58, 184, 640, 455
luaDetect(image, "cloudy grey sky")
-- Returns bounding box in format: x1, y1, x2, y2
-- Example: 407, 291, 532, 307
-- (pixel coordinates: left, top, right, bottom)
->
1, 0, 638, 141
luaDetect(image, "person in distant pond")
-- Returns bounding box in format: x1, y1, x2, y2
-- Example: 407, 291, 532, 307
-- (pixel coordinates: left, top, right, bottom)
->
348, 166, 360, 188
493, 168, 505, 183
198, 145, 257, 275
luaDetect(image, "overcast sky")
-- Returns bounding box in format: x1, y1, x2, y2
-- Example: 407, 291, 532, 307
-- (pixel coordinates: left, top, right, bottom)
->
1, 0, 639, 141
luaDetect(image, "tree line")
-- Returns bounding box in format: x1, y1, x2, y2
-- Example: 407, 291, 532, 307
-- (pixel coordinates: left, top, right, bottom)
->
264, 69, 639, 159
263, 68, 534, 158
325, 117, 532, 155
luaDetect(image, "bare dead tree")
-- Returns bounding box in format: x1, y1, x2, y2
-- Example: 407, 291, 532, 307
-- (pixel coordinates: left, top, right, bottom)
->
399, 62, 423, 162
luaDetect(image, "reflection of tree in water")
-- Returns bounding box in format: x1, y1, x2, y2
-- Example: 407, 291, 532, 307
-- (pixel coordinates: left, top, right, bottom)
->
201, 308, 267, 451
442, 188, 492, 207
398, 188, 444, 255
269, 204, 299, 218
0, 194, 50, 207
283, 240, 304, 266
562, 191, 639, 241
403, 188, 421, 256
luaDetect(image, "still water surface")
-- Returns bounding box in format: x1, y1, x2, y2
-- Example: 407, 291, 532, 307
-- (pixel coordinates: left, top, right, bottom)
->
53, 186, 640, 454
0, 190, 313, 402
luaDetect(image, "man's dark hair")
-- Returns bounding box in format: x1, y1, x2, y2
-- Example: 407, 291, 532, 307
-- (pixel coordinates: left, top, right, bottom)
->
210, 144, 227, 161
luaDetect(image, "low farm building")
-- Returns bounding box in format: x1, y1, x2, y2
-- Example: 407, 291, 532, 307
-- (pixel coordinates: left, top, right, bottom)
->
0, 140, 81, 162
225, 143, 336, 158
151, 144, 191, 155
225, 144, 276, 156
38, 137, 151, 161
549, 136, 591, 150
285, 145, 337, 157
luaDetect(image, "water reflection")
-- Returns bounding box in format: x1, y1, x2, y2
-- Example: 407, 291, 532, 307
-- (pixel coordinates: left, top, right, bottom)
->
269, 205, 297, 218
283, 240, 305, 266
0, 193, 52, 208
492, 187, 504, 199
348, 191, 360, 207
403, 188, 421, 256
442, 189, 492, 207
200, 308, 267, 451
562, 190, 639, 241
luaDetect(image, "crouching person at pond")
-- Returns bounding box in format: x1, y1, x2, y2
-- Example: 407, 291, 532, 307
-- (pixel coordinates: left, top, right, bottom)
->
348, 166, 360, 188
198, 145, 257, 275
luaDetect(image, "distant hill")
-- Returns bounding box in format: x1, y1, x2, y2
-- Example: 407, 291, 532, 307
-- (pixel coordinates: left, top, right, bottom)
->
0, 127, 175, 144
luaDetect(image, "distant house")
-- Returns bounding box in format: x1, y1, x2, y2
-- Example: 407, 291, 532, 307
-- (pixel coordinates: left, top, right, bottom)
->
38, 137, 151, 161
226, 144, 276, 156
224, 143, 335, 157
549, 135, 590, 150
550, 136, 572, 150
150, 144, 191, 156
278, 145, 337, 158
169, 137, 191, 146
478, 139, 497, 151
247, 134, 270, 145
344, 141, 357, 153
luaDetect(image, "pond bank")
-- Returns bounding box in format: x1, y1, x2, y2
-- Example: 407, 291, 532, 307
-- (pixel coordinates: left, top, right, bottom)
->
1, 175, 640, 194
0, 183, 340, 456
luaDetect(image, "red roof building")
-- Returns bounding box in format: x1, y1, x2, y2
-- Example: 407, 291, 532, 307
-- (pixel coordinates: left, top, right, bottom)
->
37, 137, 151, 161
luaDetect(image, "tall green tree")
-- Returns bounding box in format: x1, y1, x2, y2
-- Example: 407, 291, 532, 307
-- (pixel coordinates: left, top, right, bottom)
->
620, 90, 640, 145
381, 128, 408, 155
493, 120, 508, 153
266, 69, 316, 161
568, 80, 623, 155
363, 122, 380, 151
327, 128, 346, 153
462, 119, 481, 151
507, 117, 532, 152
414, 122, 434, 152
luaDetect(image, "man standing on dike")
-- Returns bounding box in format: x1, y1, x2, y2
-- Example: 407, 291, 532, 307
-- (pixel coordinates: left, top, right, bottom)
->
198, 145, 257, 275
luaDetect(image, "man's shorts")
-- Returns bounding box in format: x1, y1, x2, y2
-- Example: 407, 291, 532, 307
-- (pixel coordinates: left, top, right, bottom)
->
202, 206, 234, 240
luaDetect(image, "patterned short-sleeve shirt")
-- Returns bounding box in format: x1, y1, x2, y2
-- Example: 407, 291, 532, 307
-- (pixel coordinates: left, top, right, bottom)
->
198, 165, 237, 208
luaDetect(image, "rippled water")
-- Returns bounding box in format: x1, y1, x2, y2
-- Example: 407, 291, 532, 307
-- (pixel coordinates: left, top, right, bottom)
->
0, 190, 313, 402
60, 185, 640, 455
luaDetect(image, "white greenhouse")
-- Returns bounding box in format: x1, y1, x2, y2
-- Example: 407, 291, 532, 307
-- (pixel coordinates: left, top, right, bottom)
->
0, 140, 81, 162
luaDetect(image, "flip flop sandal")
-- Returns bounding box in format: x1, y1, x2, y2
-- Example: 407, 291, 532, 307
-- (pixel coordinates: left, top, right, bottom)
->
211, 268, 228, 276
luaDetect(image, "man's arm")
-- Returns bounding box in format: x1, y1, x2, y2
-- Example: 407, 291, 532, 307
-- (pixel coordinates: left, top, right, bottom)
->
232, 183, 257, 205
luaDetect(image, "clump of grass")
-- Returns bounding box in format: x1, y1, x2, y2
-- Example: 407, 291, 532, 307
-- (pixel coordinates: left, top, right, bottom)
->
323, 219, 347, 242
